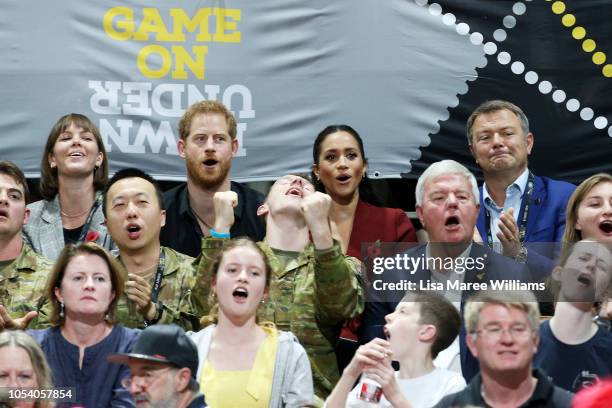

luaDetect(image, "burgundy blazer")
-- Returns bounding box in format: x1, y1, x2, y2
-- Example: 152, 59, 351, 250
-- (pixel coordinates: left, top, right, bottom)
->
347, 200, 417, 260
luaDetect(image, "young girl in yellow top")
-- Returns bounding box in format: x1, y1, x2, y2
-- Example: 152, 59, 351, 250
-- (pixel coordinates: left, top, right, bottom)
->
188, 238, 314, 408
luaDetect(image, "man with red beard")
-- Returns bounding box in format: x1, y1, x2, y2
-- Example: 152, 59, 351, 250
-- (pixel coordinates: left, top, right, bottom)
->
161, 101, 265, 257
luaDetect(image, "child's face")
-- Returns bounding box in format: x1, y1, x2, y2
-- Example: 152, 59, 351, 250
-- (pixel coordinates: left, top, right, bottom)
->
384, 301, 423, 359
555, 241, 612, 303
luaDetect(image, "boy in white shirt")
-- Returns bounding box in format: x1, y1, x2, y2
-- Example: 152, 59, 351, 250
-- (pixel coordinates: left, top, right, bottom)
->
326, 291, 466, 408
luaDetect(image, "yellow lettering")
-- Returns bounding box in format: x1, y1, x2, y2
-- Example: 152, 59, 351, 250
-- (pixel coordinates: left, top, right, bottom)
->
170, 8, 213, 42
103, 7, 134, 41
137, 45, 172, 79
213, 8, 241, 43
133, 8, 171, 41
171, 46, 208, 79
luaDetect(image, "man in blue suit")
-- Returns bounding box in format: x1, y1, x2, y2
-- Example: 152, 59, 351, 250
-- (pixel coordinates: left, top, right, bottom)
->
360, 160, 533, 382
467, 100, 575, 280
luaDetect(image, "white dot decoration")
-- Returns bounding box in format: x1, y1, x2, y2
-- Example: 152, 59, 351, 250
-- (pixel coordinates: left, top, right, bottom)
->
456, 22, 470, 35
580, 108, 594, 121
493, 29, 507, 42
594, 116, 608, 130
538, 81, 552, 94
552, 90, 566, 103
513, 2, 527, 15
428, 3, 442, 16
415, 0, 428, 6
525, 71, 538, 84
511, 61, 525, 74
503, 15, 517, 29
483, 42, 498, 55
608, 126, 612, 137
470, 32, 484, 45
566, 99, 580, 112
498, 51, 511, 65
442, 13, 456, 25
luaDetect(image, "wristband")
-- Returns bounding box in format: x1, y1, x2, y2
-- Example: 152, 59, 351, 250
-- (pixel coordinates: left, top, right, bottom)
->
209, 228, 231, 239
144, 302, 164, 327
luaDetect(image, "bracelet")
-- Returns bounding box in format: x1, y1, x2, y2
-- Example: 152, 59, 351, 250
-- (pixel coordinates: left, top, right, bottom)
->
209, 228, 231, 239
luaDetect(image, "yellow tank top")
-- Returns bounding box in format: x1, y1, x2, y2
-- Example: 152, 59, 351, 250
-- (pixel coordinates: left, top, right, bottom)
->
200, 325, 277, 408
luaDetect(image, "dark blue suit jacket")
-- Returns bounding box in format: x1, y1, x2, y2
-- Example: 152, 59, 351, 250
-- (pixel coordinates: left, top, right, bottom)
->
359, 243, 531, 382
477, 175, 575, 280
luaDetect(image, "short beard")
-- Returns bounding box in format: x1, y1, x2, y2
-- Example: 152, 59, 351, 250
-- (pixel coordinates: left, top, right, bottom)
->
185, 156, 231, 190
149, 394, 180, 408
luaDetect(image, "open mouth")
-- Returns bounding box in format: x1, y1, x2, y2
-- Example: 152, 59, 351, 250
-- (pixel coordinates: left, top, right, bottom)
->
336, 175, 351, 182
577, 273, 593, 286
126, 224, 141, 239
232, 287, 248, 300
445, 216, 460, 226
286, 187, 303, 197
383, 326, 390, 340
0, 209, 8, 218
600, 220, 612, 234
69, 152, 84, 157
203, 159, 218, 166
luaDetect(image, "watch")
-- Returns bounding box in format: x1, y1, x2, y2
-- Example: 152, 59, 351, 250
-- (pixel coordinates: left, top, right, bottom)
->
144, 301, 164, 326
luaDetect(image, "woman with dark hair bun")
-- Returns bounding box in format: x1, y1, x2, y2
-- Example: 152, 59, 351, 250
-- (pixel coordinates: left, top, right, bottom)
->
24, 114, 113, 259
311, 124, 417, 260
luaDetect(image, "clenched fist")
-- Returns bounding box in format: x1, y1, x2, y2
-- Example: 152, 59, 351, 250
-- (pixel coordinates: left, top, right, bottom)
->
213, 191, 238, 233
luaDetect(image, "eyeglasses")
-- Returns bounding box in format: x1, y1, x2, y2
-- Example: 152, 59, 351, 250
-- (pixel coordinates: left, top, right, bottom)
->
475, 325, 532, 341
121, 367, 172, 389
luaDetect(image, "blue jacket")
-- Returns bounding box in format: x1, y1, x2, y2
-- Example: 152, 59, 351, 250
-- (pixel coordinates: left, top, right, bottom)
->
477, 175, 575, 280
359, 243, 531, 382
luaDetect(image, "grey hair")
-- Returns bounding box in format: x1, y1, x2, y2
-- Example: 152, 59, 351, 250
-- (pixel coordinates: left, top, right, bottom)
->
415, 160, 480, 207
466, 100, 530, 144
464, 290, 540, 337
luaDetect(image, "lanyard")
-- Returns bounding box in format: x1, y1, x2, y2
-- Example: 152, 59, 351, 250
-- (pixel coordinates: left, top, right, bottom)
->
151, 249, 166, 304
76, 194, 102, 244
485, 172, 535, 248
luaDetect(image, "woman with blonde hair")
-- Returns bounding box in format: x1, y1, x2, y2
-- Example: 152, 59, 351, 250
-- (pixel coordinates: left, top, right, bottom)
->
189, 238, 314, 408
28, 242, 138, 407
0, 330, 53, 408
24, 114, 113, 259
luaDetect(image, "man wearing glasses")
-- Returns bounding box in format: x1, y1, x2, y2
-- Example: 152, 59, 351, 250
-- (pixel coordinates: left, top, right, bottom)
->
109, 324, 206, 408
434, 290, 572, 408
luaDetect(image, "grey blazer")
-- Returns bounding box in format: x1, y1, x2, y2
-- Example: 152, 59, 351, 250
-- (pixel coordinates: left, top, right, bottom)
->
23, 192, 114, 260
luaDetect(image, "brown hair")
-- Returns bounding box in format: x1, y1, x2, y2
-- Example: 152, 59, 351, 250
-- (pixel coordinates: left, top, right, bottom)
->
563, 173, 612, 248
400, 291, 461, 359
200, 238, 272, 327
46, 242, 125, 326
178, 100, 237, 141
39, 113, 108, 200
0, 160, 29, 202
466, 100, 530, 144
0, 330, 53, 408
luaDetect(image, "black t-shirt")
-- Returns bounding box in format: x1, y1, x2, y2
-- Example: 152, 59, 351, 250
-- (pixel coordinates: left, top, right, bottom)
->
63, 225, 84, 245
160, 181, 266, 257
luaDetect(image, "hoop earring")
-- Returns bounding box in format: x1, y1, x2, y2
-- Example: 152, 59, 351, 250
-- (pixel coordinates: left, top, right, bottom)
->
59, 302, 65, 318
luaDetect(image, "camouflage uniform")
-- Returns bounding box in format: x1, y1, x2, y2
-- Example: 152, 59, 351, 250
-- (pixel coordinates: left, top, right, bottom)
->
193, 237, 364, 399
0, 244, 53, 321
116, 246, 199, 331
